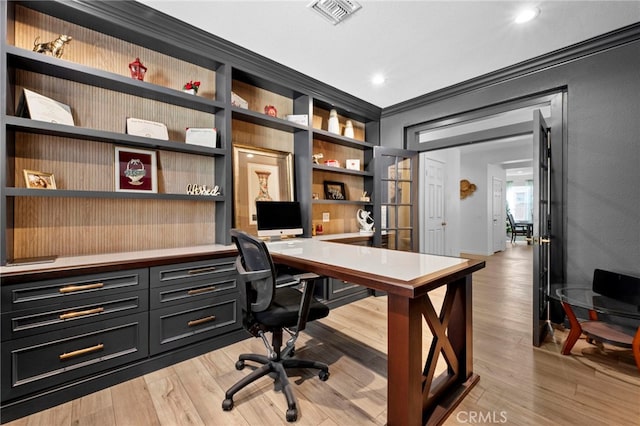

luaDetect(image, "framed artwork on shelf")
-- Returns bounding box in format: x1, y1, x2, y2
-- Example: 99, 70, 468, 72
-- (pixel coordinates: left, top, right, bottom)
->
233, 145, 293, 229
324, 180, 346, 200
114, 146, 158, 193
23, 169, 57, 189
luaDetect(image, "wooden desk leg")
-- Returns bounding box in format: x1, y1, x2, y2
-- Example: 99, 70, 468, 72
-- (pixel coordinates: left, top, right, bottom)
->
387, 276, 478, 426
387, 293, 423, 426
560, 301, 583, 355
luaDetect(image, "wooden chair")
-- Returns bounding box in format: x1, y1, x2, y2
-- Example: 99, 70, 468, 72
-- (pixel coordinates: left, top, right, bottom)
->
507, 212, 529, 243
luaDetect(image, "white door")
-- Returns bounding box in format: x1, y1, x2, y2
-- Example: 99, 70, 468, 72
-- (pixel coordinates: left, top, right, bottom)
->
492, 176, 504, 252
425, 158, 446, 255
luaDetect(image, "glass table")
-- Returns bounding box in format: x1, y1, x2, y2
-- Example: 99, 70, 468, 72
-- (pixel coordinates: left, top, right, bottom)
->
555, 287, 640, 372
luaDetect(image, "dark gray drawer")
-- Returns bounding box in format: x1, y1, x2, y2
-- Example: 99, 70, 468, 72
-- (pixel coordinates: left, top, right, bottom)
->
150, 275, 236, 310
150, 258, 236, 288
1, 289, 148, 341
1, 312, 148, 400
1, 269, 149, 312
328, 278, 366, 300
150, 294, 240, 355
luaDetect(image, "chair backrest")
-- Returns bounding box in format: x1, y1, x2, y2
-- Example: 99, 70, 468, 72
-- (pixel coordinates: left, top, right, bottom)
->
592, 268, 640, 306
507, 212, 516, 228
231, 229, 276, 313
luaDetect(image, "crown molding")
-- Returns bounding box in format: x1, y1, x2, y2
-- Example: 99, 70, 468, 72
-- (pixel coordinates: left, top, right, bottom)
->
382, 22, 640, 118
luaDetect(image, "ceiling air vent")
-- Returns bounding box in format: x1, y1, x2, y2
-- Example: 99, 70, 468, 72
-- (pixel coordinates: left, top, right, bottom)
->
308, 0, 362, 25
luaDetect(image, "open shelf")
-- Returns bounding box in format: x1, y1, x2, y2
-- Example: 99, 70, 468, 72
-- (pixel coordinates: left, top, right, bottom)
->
5, 187, 225, 202
7, 46, 225, 113
7, 117, 225, 157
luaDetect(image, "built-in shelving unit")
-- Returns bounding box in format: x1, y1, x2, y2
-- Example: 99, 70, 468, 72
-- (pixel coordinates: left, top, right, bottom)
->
0, 1, 382, 421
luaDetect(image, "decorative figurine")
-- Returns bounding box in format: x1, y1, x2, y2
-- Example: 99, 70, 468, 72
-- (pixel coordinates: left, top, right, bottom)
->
312, 153, 324, 164
128, 57, 147, 81
328, 108, 340, 134
33, 34, 72, 58
344, 119, 354, 138
264, 105, 278, 117
356, 209, 374, 233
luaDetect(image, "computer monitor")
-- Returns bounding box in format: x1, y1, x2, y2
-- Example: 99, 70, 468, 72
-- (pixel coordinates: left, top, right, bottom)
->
256, 201, 303, 240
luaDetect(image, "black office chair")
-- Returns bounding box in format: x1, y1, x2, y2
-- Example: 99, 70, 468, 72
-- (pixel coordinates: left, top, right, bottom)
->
222, 229, 330, 422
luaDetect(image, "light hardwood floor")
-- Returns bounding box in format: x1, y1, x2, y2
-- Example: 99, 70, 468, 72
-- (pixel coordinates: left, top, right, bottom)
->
6, 243, 640, 425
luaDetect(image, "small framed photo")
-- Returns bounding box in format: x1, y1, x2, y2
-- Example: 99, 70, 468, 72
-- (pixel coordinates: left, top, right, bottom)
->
324, 180, 346, 200
345, 159, 361, 171
23, 169, 57, 189
115, 146, 158, 193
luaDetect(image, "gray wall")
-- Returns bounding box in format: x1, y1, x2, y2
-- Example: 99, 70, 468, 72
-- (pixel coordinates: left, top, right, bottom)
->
380, 39, 640, 283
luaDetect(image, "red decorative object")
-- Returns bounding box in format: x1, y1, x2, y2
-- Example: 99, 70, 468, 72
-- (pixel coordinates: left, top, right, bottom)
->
128, 57, 147, 81
264, 105, 277, 117
183, 80, 201, 94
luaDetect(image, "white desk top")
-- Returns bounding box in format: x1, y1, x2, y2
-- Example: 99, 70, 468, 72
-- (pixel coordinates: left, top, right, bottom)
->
267, 238, 475, 295
268, 238, 465, 281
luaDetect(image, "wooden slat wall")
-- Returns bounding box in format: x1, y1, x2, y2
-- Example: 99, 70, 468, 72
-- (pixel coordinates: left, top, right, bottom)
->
231, 80, 293, 119
13, 198, 215, 258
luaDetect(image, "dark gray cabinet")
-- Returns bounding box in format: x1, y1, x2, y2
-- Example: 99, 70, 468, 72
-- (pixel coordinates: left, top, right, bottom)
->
1, 257, 243, 423
2, 312, 148, 400
149, 258, 241, 354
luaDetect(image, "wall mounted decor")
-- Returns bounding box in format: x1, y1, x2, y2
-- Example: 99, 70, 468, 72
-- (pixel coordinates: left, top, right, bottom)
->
460, 179, 477, 199
233, 146, 293, 229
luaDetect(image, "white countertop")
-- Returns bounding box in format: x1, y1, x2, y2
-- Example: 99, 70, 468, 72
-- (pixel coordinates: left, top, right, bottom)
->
0, 244, 235, 276
267, 238, 467, 283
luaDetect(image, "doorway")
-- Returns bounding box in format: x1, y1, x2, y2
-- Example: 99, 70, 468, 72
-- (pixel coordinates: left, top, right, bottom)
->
408, 91, 567, 346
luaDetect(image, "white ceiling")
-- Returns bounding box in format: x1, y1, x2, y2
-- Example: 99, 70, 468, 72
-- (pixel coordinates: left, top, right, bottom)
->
138, 1, 640, 108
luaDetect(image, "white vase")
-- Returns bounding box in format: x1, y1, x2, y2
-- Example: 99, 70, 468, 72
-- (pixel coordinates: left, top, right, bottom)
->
344, 120, 354, 138
183, 88, 196, 95
328, 108, 340, 134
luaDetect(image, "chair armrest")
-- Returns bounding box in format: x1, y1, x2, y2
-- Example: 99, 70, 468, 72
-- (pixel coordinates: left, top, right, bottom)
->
294, 273, 321, 333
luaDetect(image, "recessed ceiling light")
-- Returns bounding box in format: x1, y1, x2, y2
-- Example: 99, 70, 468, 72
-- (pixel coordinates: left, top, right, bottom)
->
371, 73, 385, 85
515, 7, 540, 24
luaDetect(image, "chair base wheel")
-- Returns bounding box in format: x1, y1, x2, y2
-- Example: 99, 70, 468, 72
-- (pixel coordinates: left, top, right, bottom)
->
319, 370, 330, 381
286, 408, 297, 422
235, 360, 245, 370
222, 398, 234, 411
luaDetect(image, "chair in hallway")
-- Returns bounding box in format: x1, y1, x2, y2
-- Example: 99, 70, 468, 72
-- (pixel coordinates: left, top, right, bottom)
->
507, 212, 529, 243
222, 229, 330, 422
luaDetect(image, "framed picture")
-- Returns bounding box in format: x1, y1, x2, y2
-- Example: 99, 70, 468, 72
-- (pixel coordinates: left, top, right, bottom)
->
324, 180, 346, 200
114, 146, 158, 193
23, 169, 56, 189
233, 145, 293, 230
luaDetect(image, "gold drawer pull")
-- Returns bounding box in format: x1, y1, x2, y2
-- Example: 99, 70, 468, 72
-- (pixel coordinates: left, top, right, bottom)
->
187, 286, 216, 295
59, 343, 104, 361
59, 307, 104, 320
59, 282, 104, 293
187, 315, 216, 327
187, 267, 216, 275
